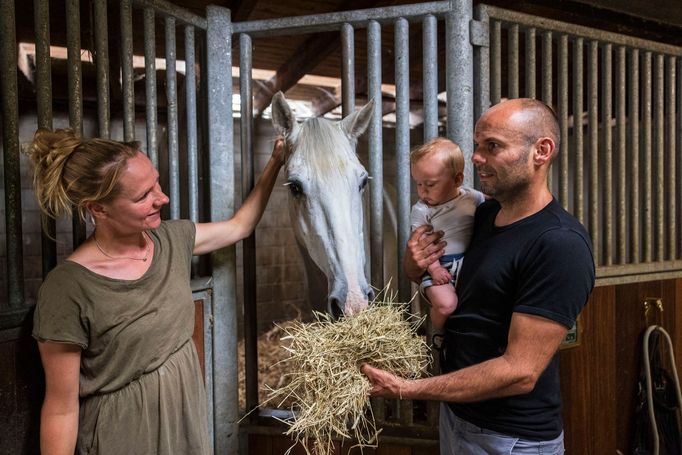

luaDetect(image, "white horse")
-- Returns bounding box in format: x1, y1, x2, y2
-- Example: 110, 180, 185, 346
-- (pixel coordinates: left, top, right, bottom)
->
271, 92, 375, 318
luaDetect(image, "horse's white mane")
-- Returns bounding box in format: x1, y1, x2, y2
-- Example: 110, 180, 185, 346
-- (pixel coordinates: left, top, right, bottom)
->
289, 117, 361, 177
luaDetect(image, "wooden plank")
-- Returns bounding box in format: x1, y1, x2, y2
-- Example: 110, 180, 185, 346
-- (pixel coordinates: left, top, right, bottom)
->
560, 284, 617, 454
248, 432, 272, 455
192, 299, 205, 377
13, 335, 43, 455
376, 443, 410, 455
0, 341, 16, 454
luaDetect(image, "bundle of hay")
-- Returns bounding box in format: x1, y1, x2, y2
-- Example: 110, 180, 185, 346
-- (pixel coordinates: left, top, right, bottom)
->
266, 300, 431, 455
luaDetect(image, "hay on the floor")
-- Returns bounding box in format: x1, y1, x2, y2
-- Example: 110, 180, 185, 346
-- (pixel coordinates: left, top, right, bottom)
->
238, 320, 299, 412
265, 300, 431, 455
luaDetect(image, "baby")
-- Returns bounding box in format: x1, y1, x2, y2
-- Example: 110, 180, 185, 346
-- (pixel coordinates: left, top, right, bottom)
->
410, 137, 485, 332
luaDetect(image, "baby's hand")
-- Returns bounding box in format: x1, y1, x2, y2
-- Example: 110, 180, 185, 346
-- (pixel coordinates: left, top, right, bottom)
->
431, 268, 452, 285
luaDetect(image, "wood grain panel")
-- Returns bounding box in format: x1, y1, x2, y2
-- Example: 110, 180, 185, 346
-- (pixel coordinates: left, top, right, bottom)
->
616, 280, 664, 454
560, 284, 617, 454
13, 335, 43, 455
192, 299, 205, 378
0, 341, 17, 455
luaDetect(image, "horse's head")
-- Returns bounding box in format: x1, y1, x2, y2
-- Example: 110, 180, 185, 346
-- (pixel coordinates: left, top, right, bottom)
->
271, 91, 375, 318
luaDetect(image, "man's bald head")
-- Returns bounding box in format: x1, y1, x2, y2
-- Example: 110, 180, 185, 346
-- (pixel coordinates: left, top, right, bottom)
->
485, 98, 560, 149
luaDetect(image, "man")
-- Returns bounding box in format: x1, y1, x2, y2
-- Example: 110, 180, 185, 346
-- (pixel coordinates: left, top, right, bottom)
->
362, 98, 595, 454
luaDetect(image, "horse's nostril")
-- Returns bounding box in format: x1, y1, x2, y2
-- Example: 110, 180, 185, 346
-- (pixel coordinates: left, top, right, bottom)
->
328, 297, 344, 320
366, 289, 375, 303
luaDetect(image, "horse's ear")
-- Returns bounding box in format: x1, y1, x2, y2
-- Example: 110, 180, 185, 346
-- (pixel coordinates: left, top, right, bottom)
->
340, 99, 375, 140
271, 91, 297, 137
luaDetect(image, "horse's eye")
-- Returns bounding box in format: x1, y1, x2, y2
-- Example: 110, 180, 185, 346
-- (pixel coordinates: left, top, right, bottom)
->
286, 180, 304, 197
359, 174, 369, 192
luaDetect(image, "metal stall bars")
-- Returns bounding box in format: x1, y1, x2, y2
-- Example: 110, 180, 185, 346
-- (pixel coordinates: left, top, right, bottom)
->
92, 1, 234, 452
475, 5, 682, 285
88, 0, 235, 452
232, 0, 474, 447
0, 0, 25, 327
123, 3, 234, 453
0, 0, 234, 452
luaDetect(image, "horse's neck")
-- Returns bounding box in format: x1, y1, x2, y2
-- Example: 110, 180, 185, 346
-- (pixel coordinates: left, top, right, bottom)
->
296, 239, 329, 313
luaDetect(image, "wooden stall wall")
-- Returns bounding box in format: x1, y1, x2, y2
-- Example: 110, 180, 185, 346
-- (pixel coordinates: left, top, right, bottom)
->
0, 319, 43, 455
560, 277, 682, 454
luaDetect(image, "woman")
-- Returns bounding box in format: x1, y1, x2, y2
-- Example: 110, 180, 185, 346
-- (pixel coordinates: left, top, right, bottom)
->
27, 128, 285, 455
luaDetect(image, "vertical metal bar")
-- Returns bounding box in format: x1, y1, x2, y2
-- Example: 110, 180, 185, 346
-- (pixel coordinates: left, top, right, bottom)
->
629, 49, 640, 263
666, 56, 677, 260
446, 0, 474, 185
196, 35, 214, 450
367, 19, 384, 423
239, 32, 259, 419
490, 20, 501, 105
653, 54, 665, 261
542, 30, 553, 192
0, 0, 25, 308
186, 26, 199, 224
573, 37, 584, 223
186, 25, 200, 276
367, 20, 383, 302
66, 0, 86, 247
525, 27, 536, 98
507, 23, 519, 99
206, 7, 236, 453
144, 8, 159, 167
588, 40, 598, 263
93, 0, 110, 138
602, 43, 613, 266
34, 0, 57, 277
473, 5, 490, 124
341, 23, 355, 116
423, 14, 438, 141
395, 16, 411, 304
66, 0, 83, 135
542, 31, 553, 107
166, 17, 180, 219
34, 0, 53, 130
120, 0, 135, 141
395, 17, 412, 425
678, 59, 682, 260
394, 14, 413, 425
642, 51, 652, 262
558, 34, 569, 209
616, 46, 627, 264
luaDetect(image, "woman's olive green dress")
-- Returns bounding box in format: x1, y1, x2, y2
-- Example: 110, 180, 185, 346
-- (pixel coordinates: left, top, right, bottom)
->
33, 220, 210, 455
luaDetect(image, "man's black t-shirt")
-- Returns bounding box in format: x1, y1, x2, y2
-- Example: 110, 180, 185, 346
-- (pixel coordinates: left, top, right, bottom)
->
444, 198, 595, 440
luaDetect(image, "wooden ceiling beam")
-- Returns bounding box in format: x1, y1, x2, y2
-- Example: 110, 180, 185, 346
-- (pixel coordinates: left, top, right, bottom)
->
251, 0, 387, 115
230, 0, 260, 23
311, 25, 429, 117
252, 31, 340, 114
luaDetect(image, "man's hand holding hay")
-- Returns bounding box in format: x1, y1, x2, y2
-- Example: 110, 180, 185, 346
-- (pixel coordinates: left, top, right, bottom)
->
361, 364, 410, 399
266, 301, 431, 455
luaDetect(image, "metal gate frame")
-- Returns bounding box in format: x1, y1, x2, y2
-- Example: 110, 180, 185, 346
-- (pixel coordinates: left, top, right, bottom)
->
233, 1, 474, 451
0, 0, 239, 453
3, 0, 682, 453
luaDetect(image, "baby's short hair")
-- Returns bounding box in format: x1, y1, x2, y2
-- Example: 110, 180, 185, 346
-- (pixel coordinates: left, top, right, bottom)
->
410, 137, 465, 177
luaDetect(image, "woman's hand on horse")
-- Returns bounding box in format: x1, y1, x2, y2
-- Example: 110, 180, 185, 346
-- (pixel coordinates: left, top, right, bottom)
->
272, 137, 287, 166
